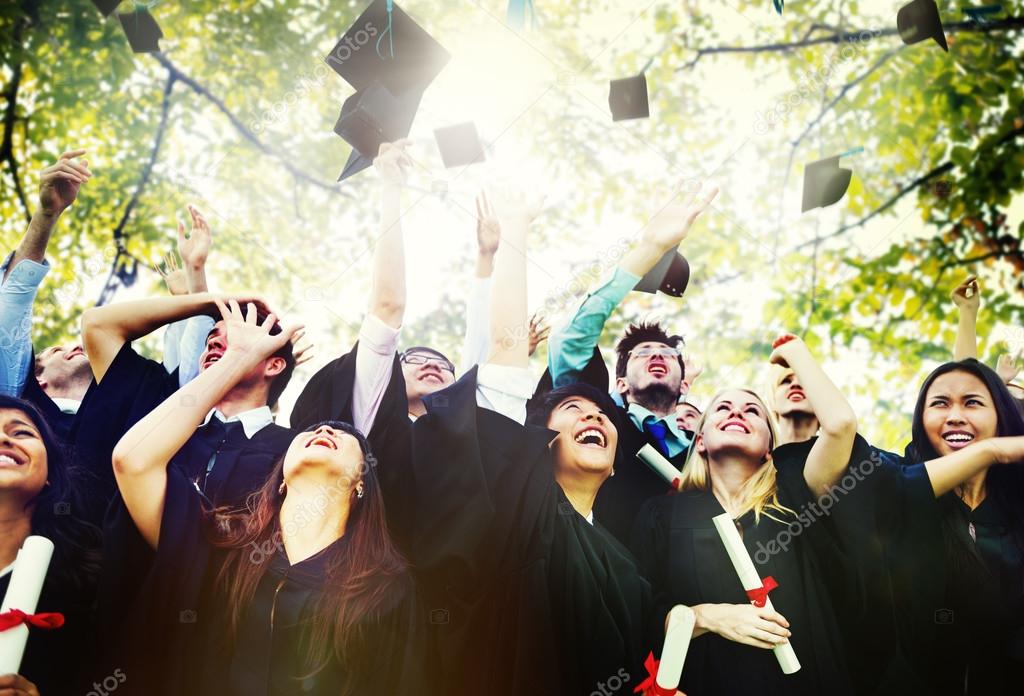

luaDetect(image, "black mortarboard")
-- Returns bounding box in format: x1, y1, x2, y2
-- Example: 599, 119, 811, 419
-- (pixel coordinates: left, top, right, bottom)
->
801, 155, 853, 212
609, 73, 649, 122
117, 9, 163, 53
635, 249, 691, 297
896, 0, 948, 52
326, 0, 450, 180
91, 0, 122, 16
434, 122, 486, 168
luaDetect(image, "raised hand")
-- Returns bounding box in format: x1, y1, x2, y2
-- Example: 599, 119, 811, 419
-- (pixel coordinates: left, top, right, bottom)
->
475, 190, 501, 257
215, 299, 301, 365
527, 312, 550, 357
374, 139, 413, 186
768, 332, 806, 368
996, 352, 1021, 385
641, 181, 718, 252
158, 252, 187, 296
681, 352, 704, 395
177, 204, 212, 270
38, 149, 92, 216
291, 328, 315, 367
950, 275, 980, 313
486, 184, 545, 224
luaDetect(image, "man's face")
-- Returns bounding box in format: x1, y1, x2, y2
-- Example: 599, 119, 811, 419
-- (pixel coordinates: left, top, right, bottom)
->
198, 321, 282, 399
617, 341, 682, 412
675, 402, 701, 432
35, 342, 91, 393
401, 350, 456, 401
773, 368, 814, 418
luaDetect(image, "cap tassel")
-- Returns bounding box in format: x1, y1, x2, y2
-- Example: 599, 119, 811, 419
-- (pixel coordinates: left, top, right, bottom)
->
376, 0, 395, 59
507, 0, 536, 30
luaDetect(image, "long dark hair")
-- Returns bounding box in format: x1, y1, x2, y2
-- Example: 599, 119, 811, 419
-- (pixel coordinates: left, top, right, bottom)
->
0, 395, 102, 595
210, 420, 408, 683
908, 359, 1024, 581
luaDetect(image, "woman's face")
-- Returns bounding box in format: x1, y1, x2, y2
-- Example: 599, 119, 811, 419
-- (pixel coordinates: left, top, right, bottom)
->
0, 408, 49, 502
547, 396, 618, 478
696, 390, 772, 461
922, 370, 998, 457
283, 424, 365, 491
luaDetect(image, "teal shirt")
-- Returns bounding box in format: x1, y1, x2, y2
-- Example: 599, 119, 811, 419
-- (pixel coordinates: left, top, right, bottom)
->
548, 266, 690, 457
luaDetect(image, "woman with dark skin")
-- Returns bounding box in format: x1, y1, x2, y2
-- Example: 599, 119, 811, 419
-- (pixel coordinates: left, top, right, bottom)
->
0, 394, 101, 696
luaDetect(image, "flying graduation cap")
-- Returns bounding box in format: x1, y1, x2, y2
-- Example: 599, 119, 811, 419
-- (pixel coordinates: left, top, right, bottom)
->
896, 0, 948, 52
91, 1, 164, 53
635, 249, 691, 297
327, 0, 451, 181
801, 150, 859, 213
434, 122, 487, 168
609, 73, 650, 122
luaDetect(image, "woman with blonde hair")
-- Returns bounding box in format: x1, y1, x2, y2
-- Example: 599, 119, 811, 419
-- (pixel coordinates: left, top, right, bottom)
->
630, 334, 862, 695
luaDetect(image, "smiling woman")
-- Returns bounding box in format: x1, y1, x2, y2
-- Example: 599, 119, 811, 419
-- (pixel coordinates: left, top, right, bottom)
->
0, 395, 102, 695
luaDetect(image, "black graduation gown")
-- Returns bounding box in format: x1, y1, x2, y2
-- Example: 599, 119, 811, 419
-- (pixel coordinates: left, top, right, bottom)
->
874, 459, 1024, 695
534, 347, 686, 545
630, 442, 857, 696
0, 557, 97, 695
97, 466, 426, 696
289, 341, 415, 547
411, 368, 653, 696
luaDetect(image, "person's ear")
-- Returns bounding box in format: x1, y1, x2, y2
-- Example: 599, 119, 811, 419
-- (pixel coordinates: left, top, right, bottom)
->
263, 356, 287, 378
614, 377, 628, 396
695, 433, 706, 455
36, 376, 49, 392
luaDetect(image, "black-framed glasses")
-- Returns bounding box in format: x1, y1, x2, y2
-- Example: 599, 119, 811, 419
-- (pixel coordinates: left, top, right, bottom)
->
401, 352, 455, 373
628, 346, 681, 360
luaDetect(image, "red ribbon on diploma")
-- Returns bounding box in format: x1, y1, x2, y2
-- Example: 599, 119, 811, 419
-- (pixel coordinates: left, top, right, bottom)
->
634, 651, 676, 696
0, 608, 65, 631
746, 576, 779, 607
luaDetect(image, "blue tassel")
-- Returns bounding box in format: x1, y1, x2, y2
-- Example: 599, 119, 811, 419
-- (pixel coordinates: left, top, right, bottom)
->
507, 0, 535, 30
773, 0, 783, 14
376, 0, 395, 59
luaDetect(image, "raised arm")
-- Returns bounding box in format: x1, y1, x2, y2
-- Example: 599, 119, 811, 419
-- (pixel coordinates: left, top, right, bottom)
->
368, 140, 411, 329
486, 187, 543, 369
923, 435, 1024, 497
769, 334, 858, 496
111, 300, 300, 547
950, 275, 980, 361
174, 205, 216, 385
548, 183, 718, 386
3, 149, 91, 282
81, 292, 266, 383
459, 191, 500, 372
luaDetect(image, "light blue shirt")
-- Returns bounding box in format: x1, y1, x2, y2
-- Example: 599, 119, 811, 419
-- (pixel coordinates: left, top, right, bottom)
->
164, 314, 216, 387
0, 252, 49, 397
548, 266, 640, 389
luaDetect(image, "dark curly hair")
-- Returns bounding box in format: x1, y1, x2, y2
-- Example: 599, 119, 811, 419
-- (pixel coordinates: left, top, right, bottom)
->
613, 321, 685, 380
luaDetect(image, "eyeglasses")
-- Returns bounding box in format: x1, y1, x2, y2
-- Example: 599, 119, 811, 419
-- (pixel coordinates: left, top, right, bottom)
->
628, 347, 681, 360
401, 352, 455, 373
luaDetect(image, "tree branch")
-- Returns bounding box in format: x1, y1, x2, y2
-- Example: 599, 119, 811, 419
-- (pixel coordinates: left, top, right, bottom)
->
153, 53, 348, 195
1, 22, 29, 224
678, 17, 1024, 70
112, 73, 177, 246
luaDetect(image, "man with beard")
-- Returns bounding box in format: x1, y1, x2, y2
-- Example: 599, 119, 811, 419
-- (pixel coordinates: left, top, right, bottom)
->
545, 183, 718, 543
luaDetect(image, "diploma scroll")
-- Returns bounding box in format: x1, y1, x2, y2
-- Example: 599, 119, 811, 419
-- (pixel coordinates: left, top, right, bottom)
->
657, 605, 695, 692
0, 536, 56, 674
637, 444, 682, 488
711, 514, 800, 674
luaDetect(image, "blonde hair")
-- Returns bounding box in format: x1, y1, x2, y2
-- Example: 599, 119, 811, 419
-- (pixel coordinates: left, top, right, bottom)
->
677, 388, 794, 523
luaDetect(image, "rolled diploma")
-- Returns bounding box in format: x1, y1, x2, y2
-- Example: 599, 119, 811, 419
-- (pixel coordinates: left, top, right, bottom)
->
711, 513, 800, 674
0, 536, 55, 674
637, 444, 682, 486
657, 605, 696, 691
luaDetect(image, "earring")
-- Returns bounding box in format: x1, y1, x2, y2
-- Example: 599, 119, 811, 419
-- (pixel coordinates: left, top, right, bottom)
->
610, 468, 616, 477
356, 485, 365, 499
278, 481, 286, 495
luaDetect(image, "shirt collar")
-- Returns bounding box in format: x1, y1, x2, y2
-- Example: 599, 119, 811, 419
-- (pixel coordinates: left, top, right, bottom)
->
626, 402, 691, 447
50, 398, 81, 415
201, 406, 274, 439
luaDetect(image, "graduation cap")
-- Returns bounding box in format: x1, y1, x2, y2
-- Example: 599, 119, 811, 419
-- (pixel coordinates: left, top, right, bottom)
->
434, 122, 486, 168
609, 73, 649, 122
801, 151, 858, 212
896, 0, 948, 52
326, 0, 451, 181
117, 8, 163, 53
634, 249, 691, 297
90, 0, 123, 16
